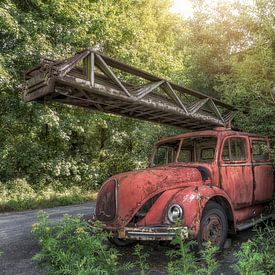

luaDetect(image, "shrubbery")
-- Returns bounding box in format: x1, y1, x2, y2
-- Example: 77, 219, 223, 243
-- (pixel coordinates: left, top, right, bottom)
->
32, 212, 133, 274
1, 0, 273, 197
166, 227, 219, 275
133, 244, 150, 275
32, 212, 275, 275
33, 213, 220, 275
0, 179, 96, 212
234, 223, 275, 275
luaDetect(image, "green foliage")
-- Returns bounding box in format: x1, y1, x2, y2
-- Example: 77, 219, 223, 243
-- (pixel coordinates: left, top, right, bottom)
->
133, 244, 150, 275
32, 211, 133, 274
32, 212, 275, 274
196, 242, 219, 275
234, 223, 275, 275
166, 220, 218, 275
167, 237, 197, 275
0, 0, 183, 194
33, 215, 223, 275
269, 197, 275, 213
0, 0, 273, 206
234, 240, 265, 275
0, 179, 96, 212
167, 226, 219, 275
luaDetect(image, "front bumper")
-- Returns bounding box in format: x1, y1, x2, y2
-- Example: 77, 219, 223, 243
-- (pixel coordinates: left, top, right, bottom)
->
110, 225, 189, 241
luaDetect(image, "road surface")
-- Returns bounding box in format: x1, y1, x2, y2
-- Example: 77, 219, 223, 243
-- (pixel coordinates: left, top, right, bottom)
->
0, 202, 255, 275
0, 202, 96, 275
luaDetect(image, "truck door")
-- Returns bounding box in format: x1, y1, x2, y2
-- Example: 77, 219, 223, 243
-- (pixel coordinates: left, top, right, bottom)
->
250, 138, 273, 203
220, 136, 253, 209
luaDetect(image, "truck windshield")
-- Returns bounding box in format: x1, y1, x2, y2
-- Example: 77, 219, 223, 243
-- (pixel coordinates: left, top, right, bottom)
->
153, 140, 180, 166
152, 136, 217, 166
178, 136, 217, 163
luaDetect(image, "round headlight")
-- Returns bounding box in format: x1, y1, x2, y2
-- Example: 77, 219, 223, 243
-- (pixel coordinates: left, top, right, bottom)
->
167, 204, 183, 223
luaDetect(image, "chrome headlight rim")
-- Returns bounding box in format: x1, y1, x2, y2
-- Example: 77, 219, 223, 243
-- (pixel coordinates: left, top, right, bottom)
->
167, 204, 183, 223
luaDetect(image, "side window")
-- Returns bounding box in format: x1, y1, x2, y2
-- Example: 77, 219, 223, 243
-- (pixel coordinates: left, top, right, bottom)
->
201, 148, 215, 162
154, 147, 167, 165
153, 140, 180, 166
231, 138, 246, 161
222, 138, 247, 161
222, 140, 230, 160
252, 140, 269, 161
178, 149, 192, 162
167, 147, 175, 163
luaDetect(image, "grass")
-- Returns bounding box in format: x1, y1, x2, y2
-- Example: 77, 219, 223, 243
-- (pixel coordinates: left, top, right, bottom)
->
234, 221, 275, 275
32, 213, 221, 275
166, 222, 219, 275
0, 179, 97, 213
32, 212, 133, 274
31, 209, 275, 275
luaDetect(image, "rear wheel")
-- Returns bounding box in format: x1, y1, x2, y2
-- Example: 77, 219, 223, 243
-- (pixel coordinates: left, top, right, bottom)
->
108, 237, 136, 247
197, 202, 228, 250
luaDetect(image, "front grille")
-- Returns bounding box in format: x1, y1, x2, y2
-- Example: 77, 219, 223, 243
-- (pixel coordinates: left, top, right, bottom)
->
96, 179, 117, 222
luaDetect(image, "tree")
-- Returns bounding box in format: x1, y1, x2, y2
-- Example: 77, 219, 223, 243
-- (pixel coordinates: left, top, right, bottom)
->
0, 0, 183, 189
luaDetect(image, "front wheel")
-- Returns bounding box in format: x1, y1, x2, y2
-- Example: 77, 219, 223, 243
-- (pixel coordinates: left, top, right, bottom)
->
197, 202, 228, 250
108, 237, 136, 247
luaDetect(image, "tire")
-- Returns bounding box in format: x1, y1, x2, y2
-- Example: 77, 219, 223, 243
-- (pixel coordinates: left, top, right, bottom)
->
197, 202, 228, 250
108, 237, 136, 247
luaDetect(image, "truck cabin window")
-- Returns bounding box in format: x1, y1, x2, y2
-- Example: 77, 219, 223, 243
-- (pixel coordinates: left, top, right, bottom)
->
222, 138, 246, 161
153, 140, 180, 166
252, 140, 269, 161
178, 136, 217, 163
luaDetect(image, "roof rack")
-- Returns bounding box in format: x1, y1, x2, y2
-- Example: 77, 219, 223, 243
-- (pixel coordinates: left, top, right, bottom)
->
23, 49, 236, 130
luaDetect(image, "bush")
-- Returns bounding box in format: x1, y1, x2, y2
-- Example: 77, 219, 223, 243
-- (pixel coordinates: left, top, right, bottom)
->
133, 244, 150, 275
0, 179, 96, 212
32, 211, 133, 274
234, 223, 275, 275
166, 231, 197, 275
196, 242, 219, 275
166, 225, 219, 275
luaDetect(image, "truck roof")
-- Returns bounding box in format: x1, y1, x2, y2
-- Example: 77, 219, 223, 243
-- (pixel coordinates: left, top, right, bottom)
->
158, 127, 268, 144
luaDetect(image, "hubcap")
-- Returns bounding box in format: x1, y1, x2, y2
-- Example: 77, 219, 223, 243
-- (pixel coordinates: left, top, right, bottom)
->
202, 214, 223, 244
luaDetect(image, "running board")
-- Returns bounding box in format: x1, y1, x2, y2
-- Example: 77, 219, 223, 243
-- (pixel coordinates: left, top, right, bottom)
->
236, 214, 275, 231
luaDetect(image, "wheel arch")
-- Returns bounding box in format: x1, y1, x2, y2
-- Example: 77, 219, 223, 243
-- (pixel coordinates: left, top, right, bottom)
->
206, 195, 235, 232
168, 186, 236, 236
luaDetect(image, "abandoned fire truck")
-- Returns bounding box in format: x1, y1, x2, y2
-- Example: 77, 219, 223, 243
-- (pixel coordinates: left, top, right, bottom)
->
23, 49, 275, 249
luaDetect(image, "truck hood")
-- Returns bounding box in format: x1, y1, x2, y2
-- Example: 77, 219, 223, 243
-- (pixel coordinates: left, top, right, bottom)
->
96, 165, 204, 227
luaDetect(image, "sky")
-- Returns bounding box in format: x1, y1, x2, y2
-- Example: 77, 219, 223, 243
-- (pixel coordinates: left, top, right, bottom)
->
170, 0, 254, 18
170, 0, 193, 18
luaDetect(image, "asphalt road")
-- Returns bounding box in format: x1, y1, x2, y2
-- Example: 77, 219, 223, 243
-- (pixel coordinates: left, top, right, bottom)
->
0, 202, 256, 275
0, 202, 96, 275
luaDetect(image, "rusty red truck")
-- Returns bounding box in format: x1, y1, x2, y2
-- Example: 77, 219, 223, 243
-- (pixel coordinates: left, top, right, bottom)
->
23, 49, 274, 249
95, 127, 274, 248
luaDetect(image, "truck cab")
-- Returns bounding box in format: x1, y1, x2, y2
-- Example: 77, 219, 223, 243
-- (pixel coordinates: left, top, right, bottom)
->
95, 127, 274, 248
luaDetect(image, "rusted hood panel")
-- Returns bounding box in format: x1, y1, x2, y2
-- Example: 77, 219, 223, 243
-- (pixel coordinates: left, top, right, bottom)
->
102, 166, 203, 227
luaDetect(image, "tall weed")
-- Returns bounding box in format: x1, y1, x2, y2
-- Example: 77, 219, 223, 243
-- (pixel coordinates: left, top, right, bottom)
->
32, 211, 132, 274
234, 222, 275, 275
196, 242, 219, 275
133, 244, 150, 275
166, 226, 219, 275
